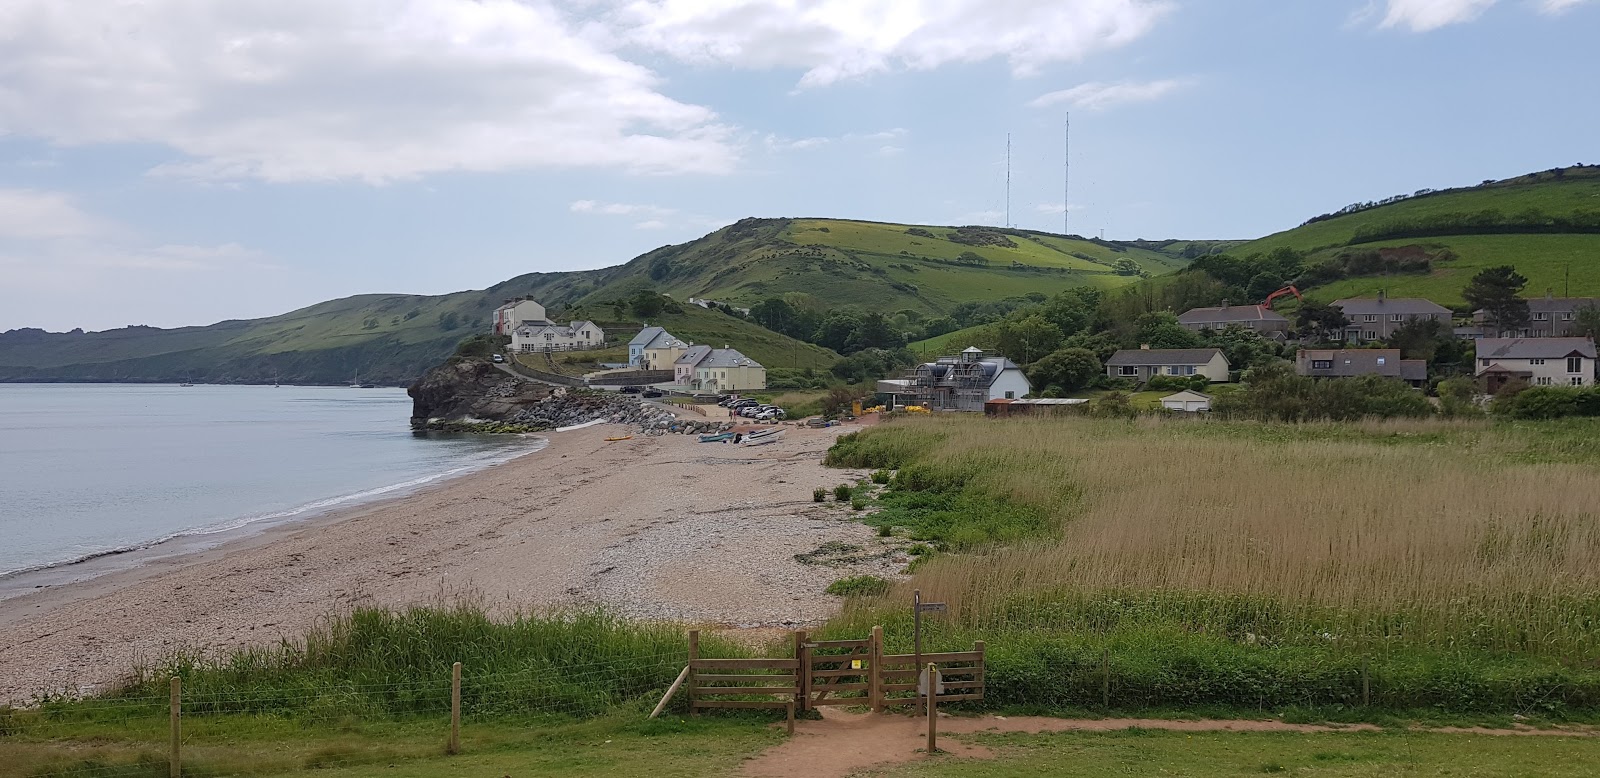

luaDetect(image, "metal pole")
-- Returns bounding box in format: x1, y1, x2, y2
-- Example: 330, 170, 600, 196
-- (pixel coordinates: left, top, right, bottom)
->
913, 589, 922, 716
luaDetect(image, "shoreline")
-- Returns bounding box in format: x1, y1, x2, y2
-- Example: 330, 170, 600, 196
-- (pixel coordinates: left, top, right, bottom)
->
0, 420, 897, 703
0, 435, 550, 601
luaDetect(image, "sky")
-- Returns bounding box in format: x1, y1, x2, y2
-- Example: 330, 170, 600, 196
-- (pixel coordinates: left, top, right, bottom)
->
1, 0, 1595, 333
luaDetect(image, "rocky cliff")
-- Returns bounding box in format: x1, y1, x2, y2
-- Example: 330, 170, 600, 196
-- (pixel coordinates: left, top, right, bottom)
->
407, 357, 676, 432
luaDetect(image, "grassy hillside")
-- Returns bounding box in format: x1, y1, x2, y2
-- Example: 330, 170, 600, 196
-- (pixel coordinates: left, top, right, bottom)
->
559, 303, 841, 370
1226, 166, 1600, 306
0, 218, 1190, 385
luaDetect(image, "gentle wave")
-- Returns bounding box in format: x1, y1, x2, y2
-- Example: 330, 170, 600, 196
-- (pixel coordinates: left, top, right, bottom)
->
0, 437, 547, 581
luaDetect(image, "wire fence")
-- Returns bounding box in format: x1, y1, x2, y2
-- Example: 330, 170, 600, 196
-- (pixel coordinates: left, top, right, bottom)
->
1, 651, 695, 778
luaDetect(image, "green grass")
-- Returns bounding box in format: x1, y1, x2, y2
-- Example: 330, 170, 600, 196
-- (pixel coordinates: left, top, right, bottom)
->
1303, 234, 1600, 307
877, 729, 1600, 777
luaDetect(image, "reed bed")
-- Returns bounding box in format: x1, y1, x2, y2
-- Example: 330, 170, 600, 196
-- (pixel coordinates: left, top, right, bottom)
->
825, 415, 1600, 710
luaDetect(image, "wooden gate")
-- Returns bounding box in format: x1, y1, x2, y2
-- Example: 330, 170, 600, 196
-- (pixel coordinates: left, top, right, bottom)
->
797, 632, 873, 709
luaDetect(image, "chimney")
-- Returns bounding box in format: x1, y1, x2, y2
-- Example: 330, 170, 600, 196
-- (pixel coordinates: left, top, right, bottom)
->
1140, 343, 1151, 350
1377, 289, 1387, 301
1220, 299, 1230, 309
1547, 288, 1555, 300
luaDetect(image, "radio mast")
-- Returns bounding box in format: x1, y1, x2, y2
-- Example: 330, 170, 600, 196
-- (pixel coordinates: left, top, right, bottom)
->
1005, 132, 1011, 228
1063, 114, 1070, 235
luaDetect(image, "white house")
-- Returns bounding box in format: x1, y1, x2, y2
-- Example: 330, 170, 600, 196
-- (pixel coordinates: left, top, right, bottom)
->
877, 347, 1031, 412
1475, 337, 1597, 392
1160, 390, 1213, 413
493, 299, 547, 336
511, 320, 604, 353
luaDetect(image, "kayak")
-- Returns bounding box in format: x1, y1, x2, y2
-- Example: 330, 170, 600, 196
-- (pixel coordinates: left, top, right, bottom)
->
605, 435, 632, 442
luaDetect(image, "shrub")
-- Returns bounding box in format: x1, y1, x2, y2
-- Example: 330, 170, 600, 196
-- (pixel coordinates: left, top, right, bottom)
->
825, 575, 892, 597
851, 497, 867, 511
834, 483, 854, 502
871, 469, 892, 484
813, 487, 827, 503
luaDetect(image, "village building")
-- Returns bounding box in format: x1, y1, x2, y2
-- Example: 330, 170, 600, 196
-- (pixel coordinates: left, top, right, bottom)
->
877, 347, 1031, 412
1105, 347, 1230, 384
640, 330, 690, 371
693, 348, 766, 392
627, 327, 665, 368
1475, 337, 1597, 392
511, 319, 605, 353
492, 299, 548, 336
1177, 303, 1290, 337
1330, 292, 1452, 342
1160, 390, 1213, 413
1295, 348, 1427, 387
1472, 294, 1600, 338
674, 344, 712, 385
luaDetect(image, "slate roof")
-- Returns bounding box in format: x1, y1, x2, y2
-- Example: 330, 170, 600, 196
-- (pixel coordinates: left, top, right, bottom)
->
1106, 348, 1225, 367
1297, 349, 1426, 381
1331, 297, 1452, 316
1476, 337, 1598, 360
628, 326, 665, 348
1178, 305, 1288, 324
675, 344, 712, 366
699, 348, 762, 369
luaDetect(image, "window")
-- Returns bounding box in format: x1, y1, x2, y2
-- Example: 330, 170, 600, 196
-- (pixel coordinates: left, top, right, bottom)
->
1377, 357, 1386, 366
1363, 331, 1377, 341
1562, 312, 1574, 321
1363, 314, 1377, 322
1480, 358, 1490, 367
1004, 391, 1016, 399
1568, 357, 1583, 373
1574, 377, 1586, 386
1119, 365, 1137, 376
1312, 359, 1332, 369
1531, 358, 1545, 365
1390, 314, 1403, 322
1537, 377, 1552, 386
1534, 312, 1548, 321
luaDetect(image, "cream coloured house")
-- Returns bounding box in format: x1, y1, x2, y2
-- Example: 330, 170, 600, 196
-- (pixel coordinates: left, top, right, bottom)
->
493, 299, 546, 336
1105, 347, 1230, 383
694, 348, 766, 392
1475, 337, 1596, 391
640, 330, 690, 370
511, 320, 604, 353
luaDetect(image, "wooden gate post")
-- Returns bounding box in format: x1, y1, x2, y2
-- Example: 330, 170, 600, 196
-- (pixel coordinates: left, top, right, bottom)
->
169, 676, 180, 778
793, 630, 809, 712
687, 630, 700, 718
448, 662, 462, 755
925, 663, 937, 755
869, 625, 884, 713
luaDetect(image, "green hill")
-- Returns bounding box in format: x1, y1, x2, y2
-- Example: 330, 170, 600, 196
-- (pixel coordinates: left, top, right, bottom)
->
1, 217, 1186, 385
1231, 165, 1600, 305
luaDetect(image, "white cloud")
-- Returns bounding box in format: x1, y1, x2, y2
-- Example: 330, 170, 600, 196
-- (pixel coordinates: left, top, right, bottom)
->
600, 0, 1174, 87
633, 219, 670, 230
877, 145, 905, 156
1536, 0, 1589, 13
570, 200, 676, 217
1377, 0, 1497, 30
0, 0, 736, 182
1029, 79, 1187, 111
0, 190, 106, 240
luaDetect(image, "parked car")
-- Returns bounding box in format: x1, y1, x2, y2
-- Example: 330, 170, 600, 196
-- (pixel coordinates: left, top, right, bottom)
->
492, 354, 505, 363
642, 389, 664, 398
620, 385, 642, 394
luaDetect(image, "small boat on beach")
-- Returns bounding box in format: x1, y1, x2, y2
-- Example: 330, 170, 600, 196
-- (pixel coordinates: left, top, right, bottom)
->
740, 428, 784, 446
605, 435, 633, 442
698, 432, 735, 443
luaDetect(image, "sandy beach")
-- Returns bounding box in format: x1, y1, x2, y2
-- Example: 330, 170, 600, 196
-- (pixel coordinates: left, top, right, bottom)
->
0, 420, 902, 703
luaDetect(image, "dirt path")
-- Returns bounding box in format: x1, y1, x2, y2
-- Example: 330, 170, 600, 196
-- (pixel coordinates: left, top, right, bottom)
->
740, 708, 1600, 778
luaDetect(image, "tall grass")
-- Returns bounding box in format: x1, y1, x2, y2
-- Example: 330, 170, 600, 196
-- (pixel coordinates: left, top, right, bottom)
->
824, 415, 1600, 712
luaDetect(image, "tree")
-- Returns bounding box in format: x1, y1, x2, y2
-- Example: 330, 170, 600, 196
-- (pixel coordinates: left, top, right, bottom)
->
630, 290, 665, 319
1028, 348, 1101, 393
750, 297, 797, 334
1134, 311, 1202, 350
813, 311, 864, 353
1573, 304, 1600, 340
1295, 301, 1349, 341
1388, 317, 1448, 362
1246, 272, 1286, 303
1463, 265, 1530, 336
1113, 257, 1140, 276
844, 312, 904, 353
995, 314, 1064, 364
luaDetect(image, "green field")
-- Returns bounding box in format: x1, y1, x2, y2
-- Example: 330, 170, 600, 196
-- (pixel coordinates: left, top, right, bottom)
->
1303, 234, 1600, 307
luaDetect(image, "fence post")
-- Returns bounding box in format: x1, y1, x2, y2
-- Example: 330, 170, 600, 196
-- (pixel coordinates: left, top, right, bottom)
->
793, 630, 809, 712
870, 625, 884, 713
169, 676, 180, 778
786, 698, 796, 736
925, 663, 937, 755
687, 630, 700, 718
1101, 648, 1110, 710
1362, 654, 1371, 708
448, 662, 462, 755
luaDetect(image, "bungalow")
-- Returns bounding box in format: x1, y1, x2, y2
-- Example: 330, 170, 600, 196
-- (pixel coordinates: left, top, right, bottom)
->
511, 320, 605, 353
674, 344, 712, 385
1295, 348, 1427, 387
1177, 303, 1289, 337
1331, 292, 1452, 342
877, 348, 1031, 412
1105, 347, 1230, 383
1475, 337, 1597, 392
694, 348, 766, 392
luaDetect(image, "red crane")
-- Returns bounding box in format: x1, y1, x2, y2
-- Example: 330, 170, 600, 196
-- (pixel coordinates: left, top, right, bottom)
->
1261, 285, 1303, 310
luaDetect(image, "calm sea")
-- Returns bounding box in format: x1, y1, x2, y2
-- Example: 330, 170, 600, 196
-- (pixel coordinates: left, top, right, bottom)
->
0, 384, 541, 592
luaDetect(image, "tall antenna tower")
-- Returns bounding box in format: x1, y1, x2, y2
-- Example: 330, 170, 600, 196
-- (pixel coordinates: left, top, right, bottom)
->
1005, 132, 1011, 228
1063, 114, 1070, 235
